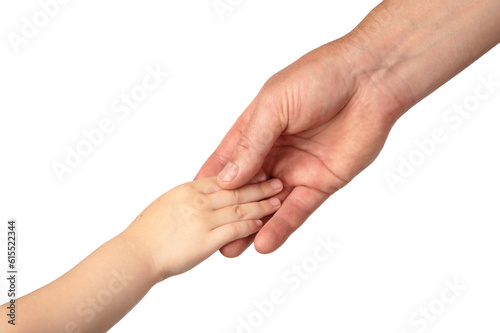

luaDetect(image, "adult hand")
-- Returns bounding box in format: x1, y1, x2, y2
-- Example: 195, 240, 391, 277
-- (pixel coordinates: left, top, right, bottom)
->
197, 36, 406, 256
197, 0, 500, 256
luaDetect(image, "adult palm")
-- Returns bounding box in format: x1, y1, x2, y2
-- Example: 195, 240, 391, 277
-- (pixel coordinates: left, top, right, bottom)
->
196, 36, 412, 256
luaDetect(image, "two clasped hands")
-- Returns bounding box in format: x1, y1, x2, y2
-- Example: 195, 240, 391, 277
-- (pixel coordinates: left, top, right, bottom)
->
2, 0, 499, 331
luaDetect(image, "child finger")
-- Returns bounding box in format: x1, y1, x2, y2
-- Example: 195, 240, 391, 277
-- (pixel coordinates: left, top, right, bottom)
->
208, 178, 283, 209
247, 169, 268, 184
210, 198, 281, 227
193, 177, 222, 194
211, 220, 264, 250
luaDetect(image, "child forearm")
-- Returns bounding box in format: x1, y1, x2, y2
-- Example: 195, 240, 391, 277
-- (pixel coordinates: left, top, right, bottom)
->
0, 233, 158, 333
0, 177, 282, 332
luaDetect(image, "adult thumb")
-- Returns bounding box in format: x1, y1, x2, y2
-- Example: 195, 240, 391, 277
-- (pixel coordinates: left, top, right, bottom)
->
217, 105, 283, 189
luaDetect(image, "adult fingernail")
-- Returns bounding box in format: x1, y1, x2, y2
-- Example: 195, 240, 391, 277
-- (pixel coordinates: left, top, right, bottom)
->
270, 179, 282, 190
218, 162, 238, 182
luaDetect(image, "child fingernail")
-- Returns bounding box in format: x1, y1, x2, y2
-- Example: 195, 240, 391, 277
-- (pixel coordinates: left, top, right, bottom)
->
256, 220, 263, 227
270, 198, 281, 206
253, 171, 267, 182
270, 179, 282, 190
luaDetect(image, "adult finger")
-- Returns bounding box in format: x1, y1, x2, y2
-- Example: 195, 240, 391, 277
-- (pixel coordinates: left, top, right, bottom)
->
219, 185, 292, 257
195, 102, 254, 180
219, 234, 256, 258
211, 220, 264, 252
254, 186, 330, 254
217, 103, 284, 190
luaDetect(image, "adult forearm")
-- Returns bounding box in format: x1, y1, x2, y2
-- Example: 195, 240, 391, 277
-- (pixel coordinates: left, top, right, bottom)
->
346, 0, 500, 115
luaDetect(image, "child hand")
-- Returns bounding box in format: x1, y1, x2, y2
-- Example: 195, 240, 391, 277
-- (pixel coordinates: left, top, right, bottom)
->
120, 177, 283, 281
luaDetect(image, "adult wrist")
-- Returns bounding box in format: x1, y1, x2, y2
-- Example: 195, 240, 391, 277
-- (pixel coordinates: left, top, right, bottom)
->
344, 0, 500, 119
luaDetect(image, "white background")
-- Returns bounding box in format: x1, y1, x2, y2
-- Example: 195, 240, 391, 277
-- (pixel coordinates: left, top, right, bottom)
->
1, 0, 499, 332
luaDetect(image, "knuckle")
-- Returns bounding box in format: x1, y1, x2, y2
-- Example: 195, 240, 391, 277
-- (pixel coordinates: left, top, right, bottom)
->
262, 73, 280, 91
192, 194, 208, 209
226, 224, 240, 239
201, 182, 220, 194
173, 185, 191, 198
262, 200, 274, 214
237, 133, 268, 160
289, 196, 314, 217
233, 205, 247, 220
237, 134, 256, 155
232, 189, 242, 203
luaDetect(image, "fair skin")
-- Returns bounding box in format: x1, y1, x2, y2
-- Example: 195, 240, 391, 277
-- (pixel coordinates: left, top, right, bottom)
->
0, 177, 283, 333
2, 0, 499, 329
196, 0, 500, 256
